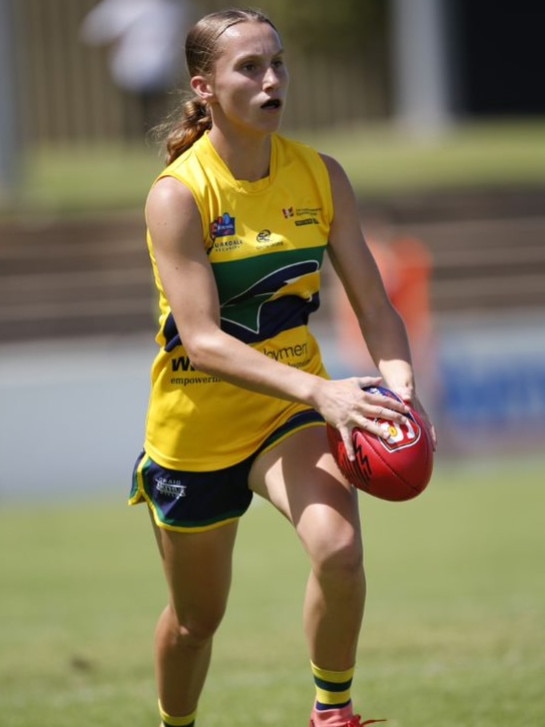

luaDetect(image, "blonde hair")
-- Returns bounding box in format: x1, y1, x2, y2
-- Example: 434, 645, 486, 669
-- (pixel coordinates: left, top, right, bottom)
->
157, 8, 277, 165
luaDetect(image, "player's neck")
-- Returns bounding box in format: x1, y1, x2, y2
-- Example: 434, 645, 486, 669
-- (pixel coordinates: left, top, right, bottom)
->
208, 128, 272, 182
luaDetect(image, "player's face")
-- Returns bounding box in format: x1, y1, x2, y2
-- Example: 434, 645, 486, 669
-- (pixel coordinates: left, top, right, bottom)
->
207, 21, 289, 135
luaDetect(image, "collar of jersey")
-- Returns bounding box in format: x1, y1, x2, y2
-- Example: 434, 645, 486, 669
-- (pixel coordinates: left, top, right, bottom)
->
197, 132, 277, 195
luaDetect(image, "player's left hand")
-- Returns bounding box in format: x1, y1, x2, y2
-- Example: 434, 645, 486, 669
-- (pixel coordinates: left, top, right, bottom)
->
394, 389, 437, 451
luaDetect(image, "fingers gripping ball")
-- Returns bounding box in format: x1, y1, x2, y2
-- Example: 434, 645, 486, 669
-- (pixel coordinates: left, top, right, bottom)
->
327, 386, 434, 501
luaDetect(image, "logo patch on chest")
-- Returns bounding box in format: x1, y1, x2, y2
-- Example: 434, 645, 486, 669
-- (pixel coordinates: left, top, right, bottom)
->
210, 213, 236, 239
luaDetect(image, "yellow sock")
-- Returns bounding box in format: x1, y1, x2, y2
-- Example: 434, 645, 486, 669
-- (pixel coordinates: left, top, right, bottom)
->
158, 700, 197, 727
311, 661, 354, 711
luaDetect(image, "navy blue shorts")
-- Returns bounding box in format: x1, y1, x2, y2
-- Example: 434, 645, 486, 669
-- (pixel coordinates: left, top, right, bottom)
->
129, 409, 324, 532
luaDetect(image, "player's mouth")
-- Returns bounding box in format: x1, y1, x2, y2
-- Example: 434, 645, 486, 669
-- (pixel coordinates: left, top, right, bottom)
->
261, 98, 282, 110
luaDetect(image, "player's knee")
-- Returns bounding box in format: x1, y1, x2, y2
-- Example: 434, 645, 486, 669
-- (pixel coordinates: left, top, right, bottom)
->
312, 527, 364, 580
170, 605, 226, 647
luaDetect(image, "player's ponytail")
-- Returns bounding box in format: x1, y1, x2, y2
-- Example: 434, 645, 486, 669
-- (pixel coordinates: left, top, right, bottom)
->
163, 96, 212, 164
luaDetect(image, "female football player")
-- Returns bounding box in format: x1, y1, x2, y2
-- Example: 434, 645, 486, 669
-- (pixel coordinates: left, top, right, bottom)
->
130, 8, 435, 727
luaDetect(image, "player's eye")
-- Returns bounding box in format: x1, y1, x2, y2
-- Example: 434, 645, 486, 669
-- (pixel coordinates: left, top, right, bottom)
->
239, 60, 258, 73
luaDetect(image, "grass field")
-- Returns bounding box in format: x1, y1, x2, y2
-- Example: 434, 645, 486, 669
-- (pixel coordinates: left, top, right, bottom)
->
1, 457, 544, 727
15, 119, 545, 217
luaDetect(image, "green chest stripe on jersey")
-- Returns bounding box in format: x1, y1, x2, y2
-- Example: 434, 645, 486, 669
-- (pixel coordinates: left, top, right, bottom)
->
161, 246, 326, 350
212, 246, 325, 340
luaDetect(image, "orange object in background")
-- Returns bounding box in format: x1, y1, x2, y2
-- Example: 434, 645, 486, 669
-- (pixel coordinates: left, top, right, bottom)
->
333, 231, 435, 385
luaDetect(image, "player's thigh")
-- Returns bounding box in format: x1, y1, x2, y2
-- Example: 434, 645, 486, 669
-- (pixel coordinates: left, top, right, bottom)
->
248, 426, 361, 556
151, 515, 239, 629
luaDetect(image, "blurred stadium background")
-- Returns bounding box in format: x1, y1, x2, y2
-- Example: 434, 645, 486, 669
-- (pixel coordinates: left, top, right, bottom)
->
1, 0, 545, 499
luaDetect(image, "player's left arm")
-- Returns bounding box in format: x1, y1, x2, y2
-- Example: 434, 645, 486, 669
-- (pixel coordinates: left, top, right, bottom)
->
321, 153, 435, 444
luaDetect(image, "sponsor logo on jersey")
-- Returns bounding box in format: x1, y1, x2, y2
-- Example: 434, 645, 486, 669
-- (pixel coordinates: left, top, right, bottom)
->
210, 213, 235, 240
211, 238, 244, 253
256, 229, 284, 248
281, 206, 322, 216
296, 207, 322, 216
280, 205, 322, 227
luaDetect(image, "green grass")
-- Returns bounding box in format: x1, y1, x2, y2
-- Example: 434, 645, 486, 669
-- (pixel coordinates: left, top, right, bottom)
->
1, 457, 544, 726
19, 141, 164, 217
299, 119, 545, 195
13, 119, 545, 217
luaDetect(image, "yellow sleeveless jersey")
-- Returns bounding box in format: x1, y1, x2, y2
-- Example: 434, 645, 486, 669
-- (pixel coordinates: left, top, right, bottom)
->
144, 132, 333, 470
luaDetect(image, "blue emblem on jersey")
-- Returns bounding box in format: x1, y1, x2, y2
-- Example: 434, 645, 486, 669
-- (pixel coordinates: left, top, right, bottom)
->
210, 213, 236, 240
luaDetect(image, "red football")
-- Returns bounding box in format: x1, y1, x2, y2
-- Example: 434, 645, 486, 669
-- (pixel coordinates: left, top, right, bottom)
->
327, 386, 434, 501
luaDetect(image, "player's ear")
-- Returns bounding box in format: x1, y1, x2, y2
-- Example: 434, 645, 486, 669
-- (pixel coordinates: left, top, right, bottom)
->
190, 75, 215, 103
